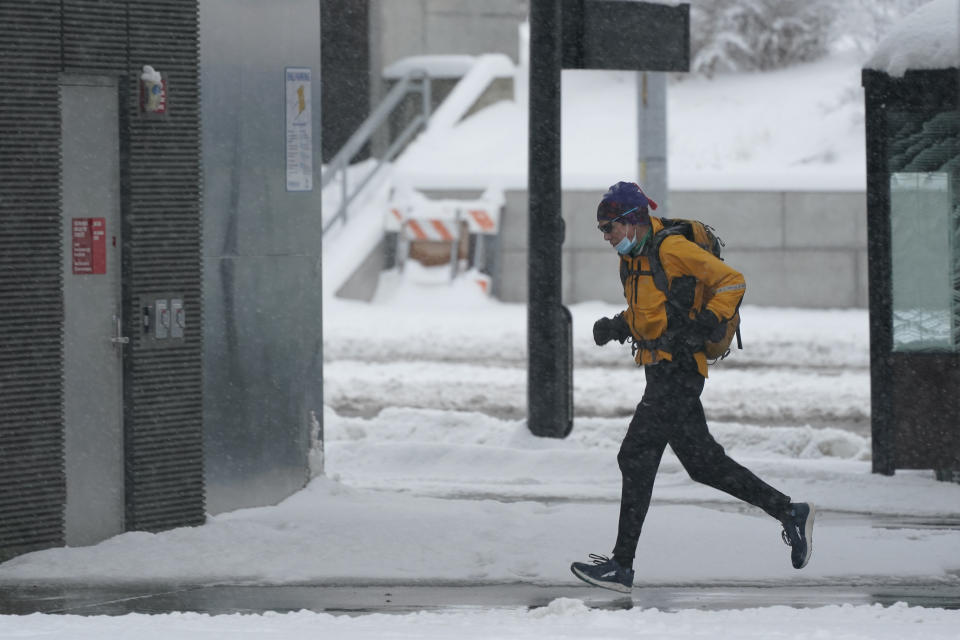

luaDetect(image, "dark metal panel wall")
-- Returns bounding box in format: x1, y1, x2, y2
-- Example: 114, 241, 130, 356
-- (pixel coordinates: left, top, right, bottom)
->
62, 0, 128, 73
0, 0, 204, 559
123, 1, 205, 531
0, 1, 67, 560
892, 355, 960, 469
862, 68, 960, 475
321, 0, 370, 161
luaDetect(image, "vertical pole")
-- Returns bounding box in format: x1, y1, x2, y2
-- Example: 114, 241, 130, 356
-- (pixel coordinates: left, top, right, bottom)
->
637, 71, 668, 215
450, 210, 461, 281
340, 170, 348, 226
528, 0, 573, 438
422, 74, 432, 121
864, 74, 895, 475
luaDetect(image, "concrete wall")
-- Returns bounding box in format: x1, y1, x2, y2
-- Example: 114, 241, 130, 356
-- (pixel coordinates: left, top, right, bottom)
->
493, 190, 868, 308
373, 0, 527, 65
370, 0, 528, 107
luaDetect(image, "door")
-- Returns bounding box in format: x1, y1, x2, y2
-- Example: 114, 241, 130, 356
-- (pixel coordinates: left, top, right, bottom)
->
61, 75, 125, 546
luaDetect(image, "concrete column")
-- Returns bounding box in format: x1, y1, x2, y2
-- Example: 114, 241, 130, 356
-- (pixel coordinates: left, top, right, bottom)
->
637, 71, 668, 214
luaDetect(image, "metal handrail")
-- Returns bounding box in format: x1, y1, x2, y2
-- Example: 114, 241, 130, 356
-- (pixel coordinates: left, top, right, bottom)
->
322, 69, 431, 235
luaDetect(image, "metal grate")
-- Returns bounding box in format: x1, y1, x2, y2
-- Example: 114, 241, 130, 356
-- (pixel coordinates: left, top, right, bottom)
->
0, 0, 67, 560
62, 0, 128, 74
122, 0, 205, 531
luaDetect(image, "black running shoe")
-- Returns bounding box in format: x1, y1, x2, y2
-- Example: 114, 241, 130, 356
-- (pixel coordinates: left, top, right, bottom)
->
570, 554, 634, 593
781, 502, 815, 569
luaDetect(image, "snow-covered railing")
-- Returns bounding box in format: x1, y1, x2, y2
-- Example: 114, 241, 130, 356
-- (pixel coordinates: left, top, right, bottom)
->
321, 69, 432, 235
415, 54, 514, 140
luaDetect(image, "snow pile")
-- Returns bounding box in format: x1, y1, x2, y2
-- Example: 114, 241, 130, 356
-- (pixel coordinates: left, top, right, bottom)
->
1, 475, 958, 588
321, 161, 392, 299
422, 54, 514, 134
668, 53, 865, 190
324, 299, 869, 369
393, 53, 867, 192
693, 422, 869, 460
1, 600, 960, 639
865, 0, 960, 76
323, 296, 870, 426
325, 408, 869, 461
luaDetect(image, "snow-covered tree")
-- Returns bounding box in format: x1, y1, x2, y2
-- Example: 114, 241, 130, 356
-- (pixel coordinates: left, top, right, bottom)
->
830, 0, 932, 55
689, 0, 934, 75
691, 0, 832, 74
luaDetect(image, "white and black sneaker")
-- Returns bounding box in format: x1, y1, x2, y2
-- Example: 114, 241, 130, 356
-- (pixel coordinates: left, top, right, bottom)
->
781, 502, 815, 569
570, 554, 634, 593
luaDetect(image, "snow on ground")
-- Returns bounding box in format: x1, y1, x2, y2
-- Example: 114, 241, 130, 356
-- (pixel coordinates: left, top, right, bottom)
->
3, 273, 959, 639
9, 270, 959, 640
2, 283, 958, 595
393, 52, 867, 192
668, 52, 866, 191
1, 600, 959, 640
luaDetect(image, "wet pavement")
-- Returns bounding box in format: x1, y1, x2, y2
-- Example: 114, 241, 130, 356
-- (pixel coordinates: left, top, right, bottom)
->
2, 582, 959, 616
2, 508, 957, 616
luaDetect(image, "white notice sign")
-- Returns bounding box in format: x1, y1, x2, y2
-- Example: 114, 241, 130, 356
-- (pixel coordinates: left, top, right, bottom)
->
285, 67, 313, 192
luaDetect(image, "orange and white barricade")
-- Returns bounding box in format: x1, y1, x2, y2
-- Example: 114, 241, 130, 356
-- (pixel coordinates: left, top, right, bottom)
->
386, 187, 503, 290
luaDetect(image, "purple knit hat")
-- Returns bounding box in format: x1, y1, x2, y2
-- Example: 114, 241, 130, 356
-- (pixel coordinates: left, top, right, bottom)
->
596, 181, 658, 224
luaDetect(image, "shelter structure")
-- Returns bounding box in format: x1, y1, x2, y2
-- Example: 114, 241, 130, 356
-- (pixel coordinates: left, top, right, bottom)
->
862, 0, 960, 480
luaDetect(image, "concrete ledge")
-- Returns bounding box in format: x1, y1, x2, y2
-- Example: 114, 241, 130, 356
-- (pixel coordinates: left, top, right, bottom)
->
669, 191, 785, 250
494, 189, 868, 308
723, 248, 860, 309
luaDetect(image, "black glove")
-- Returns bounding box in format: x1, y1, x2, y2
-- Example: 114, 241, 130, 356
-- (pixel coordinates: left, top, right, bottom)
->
593, 314, 630, 346
685, 309, 725, 347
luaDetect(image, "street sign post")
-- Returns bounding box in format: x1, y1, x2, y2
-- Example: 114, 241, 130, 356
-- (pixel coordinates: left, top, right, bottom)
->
527, 0, 690, 438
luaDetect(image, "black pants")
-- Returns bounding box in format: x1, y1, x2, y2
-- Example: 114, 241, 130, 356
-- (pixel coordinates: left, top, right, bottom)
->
612, 356, 792, 566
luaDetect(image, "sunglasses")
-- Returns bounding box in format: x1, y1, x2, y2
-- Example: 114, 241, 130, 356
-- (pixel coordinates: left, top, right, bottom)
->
597, 206, 639, 233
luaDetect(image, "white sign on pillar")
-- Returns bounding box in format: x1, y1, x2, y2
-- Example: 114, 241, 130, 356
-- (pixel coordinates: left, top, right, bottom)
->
285, 66, 313, 192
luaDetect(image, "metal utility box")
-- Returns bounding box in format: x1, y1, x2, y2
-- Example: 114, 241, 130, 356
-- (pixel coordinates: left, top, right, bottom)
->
863, 67, 960, 480
200, 0, 323, 514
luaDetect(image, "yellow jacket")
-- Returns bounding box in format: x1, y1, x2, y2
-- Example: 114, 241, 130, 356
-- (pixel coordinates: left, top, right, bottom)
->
619, 217, 745, 377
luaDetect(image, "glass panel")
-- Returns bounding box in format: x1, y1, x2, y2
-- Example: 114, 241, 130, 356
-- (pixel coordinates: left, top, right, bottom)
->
886, 108, 960, 353
889, 172, 957, 351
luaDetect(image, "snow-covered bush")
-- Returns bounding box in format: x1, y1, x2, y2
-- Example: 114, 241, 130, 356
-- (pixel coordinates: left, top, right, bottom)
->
691, 0, 833, 74
830, 0, 932, 55
690, 0, 934, 75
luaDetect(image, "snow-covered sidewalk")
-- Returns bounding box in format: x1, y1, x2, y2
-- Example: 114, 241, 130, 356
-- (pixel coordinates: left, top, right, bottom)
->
4, 473, 956, 589
1, 297, 957, 590
1, 290, 958, 640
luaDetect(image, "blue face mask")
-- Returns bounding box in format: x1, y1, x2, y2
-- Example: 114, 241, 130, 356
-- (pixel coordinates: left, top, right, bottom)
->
615, 234, 637, 255
615, 227, 650, 255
